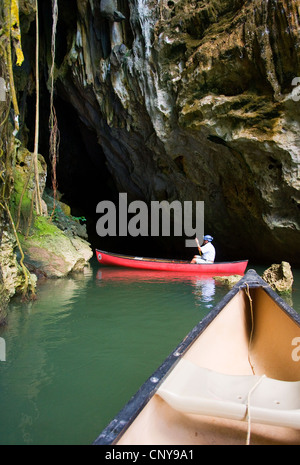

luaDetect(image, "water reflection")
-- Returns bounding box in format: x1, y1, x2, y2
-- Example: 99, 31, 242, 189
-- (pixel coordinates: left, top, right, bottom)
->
0, 268, 94, 445
96, 266, 220, 283
193, 279, 216, 308
96, 267, 217, 308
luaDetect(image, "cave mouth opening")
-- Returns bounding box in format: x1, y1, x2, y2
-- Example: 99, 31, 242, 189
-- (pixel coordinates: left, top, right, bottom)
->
35, 94, 120, 251
29, 94, 189, 260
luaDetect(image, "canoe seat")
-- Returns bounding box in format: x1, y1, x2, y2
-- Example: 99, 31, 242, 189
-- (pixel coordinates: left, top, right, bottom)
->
157, 359, 300, 429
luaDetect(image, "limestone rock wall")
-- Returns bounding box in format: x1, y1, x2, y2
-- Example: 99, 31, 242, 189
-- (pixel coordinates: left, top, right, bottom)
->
31, 1, 300, 262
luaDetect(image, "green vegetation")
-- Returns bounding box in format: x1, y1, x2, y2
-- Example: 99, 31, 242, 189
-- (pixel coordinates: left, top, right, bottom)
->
72, 216, 87, 223
31, 215, 62, 238
0, 1, 60, 299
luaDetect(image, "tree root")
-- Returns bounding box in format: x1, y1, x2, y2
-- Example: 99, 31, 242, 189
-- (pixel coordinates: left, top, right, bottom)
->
2, 200, 36, 300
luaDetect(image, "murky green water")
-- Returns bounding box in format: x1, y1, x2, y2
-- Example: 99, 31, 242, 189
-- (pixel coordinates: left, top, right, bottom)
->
0, 260, 299, 445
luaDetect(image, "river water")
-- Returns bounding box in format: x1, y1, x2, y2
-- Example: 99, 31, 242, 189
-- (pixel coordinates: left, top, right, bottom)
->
0, 259, 299, 445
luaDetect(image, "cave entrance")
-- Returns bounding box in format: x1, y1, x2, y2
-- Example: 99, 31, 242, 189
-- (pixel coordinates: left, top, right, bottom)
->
25, 89, 189, 259
40, 95, 121, 252
34, 96, 182, 259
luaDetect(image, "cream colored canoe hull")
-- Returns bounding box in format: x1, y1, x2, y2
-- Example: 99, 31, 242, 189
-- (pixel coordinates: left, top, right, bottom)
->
94, 270, 300, 445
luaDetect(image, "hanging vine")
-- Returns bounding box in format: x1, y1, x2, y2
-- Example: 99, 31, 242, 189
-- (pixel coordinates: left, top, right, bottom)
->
5, 0, 22, 135
49, 0, 60, 218
15, 0, 42, 232
33, 0, 43, 217
0, 0, 36, 299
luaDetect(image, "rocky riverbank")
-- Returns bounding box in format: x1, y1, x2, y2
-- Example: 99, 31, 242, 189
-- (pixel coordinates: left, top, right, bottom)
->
0, 139, 93, 323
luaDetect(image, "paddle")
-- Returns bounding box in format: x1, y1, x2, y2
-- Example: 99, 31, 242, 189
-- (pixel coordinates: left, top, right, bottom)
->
195, 237, 202, 256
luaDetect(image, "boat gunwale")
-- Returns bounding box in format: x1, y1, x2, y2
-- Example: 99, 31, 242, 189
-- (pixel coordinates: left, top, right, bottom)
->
93, 269, 300, 445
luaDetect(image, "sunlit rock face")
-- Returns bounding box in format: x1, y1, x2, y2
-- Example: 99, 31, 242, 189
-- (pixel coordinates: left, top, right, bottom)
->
41, 0, 300, 263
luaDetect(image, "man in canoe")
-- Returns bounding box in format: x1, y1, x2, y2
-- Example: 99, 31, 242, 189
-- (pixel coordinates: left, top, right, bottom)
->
191, 235, 216, 264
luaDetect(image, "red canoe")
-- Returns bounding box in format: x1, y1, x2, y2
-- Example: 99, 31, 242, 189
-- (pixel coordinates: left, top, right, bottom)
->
96, 249, 248, 275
